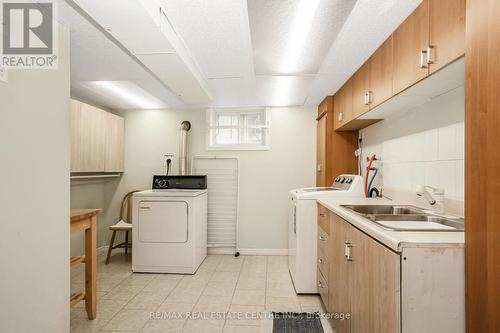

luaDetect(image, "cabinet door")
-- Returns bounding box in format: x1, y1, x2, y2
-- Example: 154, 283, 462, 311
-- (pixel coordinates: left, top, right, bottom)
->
349, 227, 401, 333
70, 101, 105, 172
351, 62, 370, 118
104, 112, 125, 172
429, 0, 465, 74
392, 0, 430, 94
369, 36, 393, 109
316, 114, 327, 187
333, 87, 345, 130
343, 79, 353, 123
328, 214, 351, 333
334, 81, 355, 130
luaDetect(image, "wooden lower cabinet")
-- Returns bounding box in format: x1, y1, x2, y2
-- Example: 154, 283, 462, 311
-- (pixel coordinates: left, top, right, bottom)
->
328, 214, 351, 333
322, 211, 401, 333
349, 222, 400, 333
317, 204, 330, 309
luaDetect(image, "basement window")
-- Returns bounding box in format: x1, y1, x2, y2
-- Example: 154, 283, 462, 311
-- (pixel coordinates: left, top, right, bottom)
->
206, 108, 270, 150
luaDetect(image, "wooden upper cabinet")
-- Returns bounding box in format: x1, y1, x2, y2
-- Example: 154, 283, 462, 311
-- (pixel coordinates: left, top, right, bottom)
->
369, 36, 393, 109
318, 98, 328, 118
351, 61, 370, 118
334, 80, 355, 131
392, 0, 430, 95
429, 0, 465, 74
316, 113, 327, 187
70, 99, 125, 173
104, 112, 125, 172
71, 102, 106, 173
333, 86, 345, 130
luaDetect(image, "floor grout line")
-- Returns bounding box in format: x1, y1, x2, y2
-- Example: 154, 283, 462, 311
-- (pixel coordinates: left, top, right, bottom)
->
71, 254, 320, 333
178, 255, 222, 332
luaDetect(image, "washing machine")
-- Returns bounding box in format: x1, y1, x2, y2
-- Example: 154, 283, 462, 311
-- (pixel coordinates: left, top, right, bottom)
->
289, 174, 364, 293
132, 175, 207, 274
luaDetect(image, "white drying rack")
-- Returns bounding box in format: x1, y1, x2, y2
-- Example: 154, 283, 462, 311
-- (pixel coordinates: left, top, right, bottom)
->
191, 156, 240, 256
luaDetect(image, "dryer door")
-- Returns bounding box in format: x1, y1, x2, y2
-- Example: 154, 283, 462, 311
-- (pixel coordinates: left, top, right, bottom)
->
138, 201, 188, 243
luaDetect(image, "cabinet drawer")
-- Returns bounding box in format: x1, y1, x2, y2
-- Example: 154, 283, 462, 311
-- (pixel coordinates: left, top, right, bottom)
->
317, 204, 330, 234
318, 245, 329, 280
318, 226, 329, 261
317, 268, 329, 309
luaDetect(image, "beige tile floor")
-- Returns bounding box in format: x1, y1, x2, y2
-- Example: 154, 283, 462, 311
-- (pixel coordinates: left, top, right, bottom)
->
70, 251, 326, 333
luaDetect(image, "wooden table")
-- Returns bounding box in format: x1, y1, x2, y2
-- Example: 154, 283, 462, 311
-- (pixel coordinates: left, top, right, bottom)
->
70, 209, 101, 319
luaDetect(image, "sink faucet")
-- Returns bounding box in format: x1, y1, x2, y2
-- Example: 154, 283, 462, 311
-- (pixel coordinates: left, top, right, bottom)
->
416, 185, 445, 213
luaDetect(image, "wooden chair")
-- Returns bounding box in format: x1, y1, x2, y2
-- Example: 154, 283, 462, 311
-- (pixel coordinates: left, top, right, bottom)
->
105, 190, 141, 264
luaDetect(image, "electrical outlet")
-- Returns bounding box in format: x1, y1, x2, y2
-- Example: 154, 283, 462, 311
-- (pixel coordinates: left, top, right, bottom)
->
0, 65, 8, 84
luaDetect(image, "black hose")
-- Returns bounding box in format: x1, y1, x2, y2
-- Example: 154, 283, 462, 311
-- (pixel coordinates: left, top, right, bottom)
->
369, 187, 380, 198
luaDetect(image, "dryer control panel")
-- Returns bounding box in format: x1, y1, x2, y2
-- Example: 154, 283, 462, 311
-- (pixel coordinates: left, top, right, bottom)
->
152, 175, 207, 190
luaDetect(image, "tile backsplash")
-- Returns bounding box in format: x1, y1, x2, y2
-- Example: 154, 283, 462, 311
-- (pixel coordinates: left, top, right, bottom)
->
360, 86, 464, 202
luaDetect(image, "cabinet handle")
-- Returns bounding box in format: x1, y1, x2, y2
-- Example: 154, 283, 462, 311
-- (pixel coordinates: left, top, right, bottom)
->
140, 206, 151, 210
427, 46, 434, 64
317, 164, 322, 172
319, 235, 328, 241
318, 258, 326, 264
319, 213, 327, 217
364, 92, 369, 105
368, 91, 373, 104
318, 281, 324, 289
338, 111, 344, 123
344, 241, 353, 261
420, 50, 428, 68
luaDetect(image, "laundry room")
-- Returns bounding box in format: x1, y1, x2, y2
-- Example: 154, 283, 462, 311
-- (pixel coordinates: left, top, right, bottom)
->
2, 0, 497, 333
70, 106, 316, 258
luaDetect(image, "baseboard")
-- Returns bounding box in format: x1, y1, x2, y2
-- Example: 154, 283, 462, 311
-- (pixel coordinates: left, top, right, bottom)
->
208, 247, 235, 255
96, 245, 108, 256
97, 245, 289, 257
237, 248, 289, 256
207, 247, 289, 256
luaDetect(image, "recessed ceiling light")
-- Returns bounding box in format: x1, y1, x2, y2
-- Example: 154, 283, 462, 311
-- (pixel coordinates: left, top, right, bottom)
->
280, 0, 320, 74
87, 81, 166, 109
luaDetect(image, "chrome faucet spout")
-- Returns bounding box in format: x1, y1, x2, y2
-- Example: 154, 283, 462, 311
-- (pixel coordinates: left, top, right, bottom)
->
416, 185, 445, 213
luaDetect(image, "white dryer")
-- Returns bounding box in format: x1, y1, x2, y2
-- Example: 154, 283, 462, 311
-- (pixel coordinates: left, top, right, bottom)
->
132, 177, 207, 274
289, 174, 364, 293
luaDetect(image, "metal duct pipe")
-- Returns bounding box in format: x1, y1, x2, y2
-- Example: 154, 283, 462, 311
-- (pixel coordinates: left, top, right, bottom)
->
179, 121, 191, 175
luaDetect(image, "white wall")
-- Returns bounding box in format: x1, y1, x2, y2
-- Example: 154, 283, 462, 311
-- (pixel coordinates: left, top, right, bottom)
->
360, 86, 464, 214
85, 107, 317, 253
0, 27, 70, 332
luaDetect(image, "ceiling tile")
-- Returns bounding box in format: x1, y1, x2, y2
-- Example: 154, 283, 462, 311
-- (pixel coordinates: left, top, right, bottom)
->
248, 0, 355, 75
160, 0, 255, 79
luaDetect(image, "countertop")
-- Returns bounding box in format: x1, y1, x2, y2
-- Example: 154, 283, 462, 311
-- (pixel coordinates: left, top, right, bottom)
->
317, 197, 464, 253
70, 209, 101, 223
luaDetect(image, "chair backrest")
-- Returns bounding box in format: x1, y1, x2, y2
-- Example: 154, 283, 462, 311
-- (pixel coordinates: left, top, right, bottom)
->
120, 190, 141, 224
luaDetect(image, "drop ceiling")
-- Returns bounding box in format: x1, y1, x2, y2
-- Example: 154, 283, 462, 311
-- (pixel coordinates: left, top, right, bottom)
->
62, 0, 423, 110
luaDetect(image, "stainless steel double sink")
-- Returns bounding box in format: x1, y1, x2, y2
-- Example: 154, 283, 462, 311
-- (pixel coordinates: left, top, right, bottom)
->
341, 205, 464, 232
